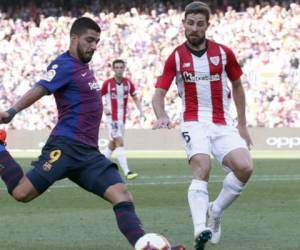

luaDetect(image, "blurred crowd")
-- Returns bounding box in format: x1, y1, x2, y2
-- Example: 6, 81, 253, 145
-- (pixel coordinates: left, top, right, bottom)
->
0, 1, 299, 130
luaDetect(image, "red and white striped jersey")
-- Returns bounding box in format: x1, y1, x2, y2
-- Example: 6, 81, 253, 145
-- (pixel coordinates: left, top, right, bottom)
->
155, 40, 243, 125
101, 77, 136, 123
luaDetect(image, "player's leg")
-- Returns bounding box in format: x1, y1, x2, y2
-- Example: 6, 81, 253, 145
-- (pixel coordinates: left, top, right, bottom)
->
0, 129, 40, 201
0, 131, 69, 202
211, 148, 252, 218
69, 155, 144, 247
181, 123, 212, 249
189, 154, 213, 250
209, 126, 253, 244
70, 150, 185, 249
114, 136, 138, 180
102, 140, 115, 159
102, 120, 117, 159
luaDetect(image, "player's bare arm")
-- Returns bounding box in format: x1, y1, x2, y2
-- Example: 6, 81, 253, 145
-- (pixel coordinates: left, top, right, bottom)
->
132, 94, 145, 120
152, 88, 172, 129
231, 78, 253, 148
0, 85, 49, 124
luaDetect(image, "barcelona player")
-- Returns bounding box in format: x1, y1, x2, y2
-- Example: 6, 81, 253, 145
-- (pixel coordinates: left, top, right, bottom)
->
0, 16, 158, 249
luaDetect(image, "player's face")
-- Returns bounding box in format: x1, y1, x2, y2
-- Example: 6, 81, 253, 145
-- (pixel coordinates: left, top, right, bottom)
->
183, 13, 209, 49
113, 63, 125, 78
76, 29, 100, 63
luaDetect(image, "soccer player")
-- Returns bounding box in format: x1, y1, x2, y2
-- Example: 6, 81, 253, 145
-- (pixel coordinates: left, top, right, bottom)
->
0, 17, 186, 250
152, 2, 253, 250
101, 59, 144, 180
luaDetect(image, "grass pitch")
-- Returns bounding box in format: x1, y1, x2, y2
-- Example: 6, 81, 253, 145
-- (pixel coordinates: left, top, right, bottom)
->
0, 153, 299, 250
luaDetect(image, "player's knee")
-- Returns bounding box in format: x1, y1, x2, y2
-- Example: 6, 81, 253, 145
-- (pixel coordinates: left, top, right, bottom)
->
12, 189, 32, 203
120, 187, 134, 202
236, 161, 253, 178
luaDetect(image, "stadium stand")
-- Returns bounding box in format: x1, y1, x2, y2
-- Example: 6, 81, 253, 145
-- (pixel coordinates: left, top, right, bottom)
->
0, 0, 299, 130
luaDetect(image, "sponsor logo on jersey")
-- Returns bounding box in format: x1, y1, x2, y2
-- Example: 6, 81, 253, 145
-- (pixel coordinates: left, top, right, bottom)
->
210, 56, 220, 65
88, 81, 101, 91
183, 71, 220, 82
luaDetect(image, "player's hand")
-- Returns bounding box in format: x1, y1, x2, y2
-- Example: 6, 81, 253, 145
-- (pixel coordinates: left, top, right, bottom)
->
0, 110, 12, 124
237, 124, 253, 150
140, 113, 146, 122
104, 107, 111, 116
153, 115, 172, 129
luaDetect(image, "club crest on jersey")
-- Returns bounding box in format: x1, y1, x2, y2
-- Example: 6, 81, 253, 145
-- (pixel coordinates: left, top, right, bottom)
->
210, 56, 220, 66
183, 62, 191, 68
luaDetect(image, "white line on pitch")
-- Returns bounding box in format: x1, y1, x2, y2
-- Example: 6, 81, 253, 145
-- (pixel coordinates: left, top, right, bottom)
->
0, 175, 300, 191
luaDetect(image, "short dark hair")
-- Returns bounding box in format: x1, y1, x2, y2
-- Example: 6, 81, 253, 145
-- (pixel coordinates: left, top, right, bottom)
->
70, 17, 101, 36
112, 59, 125, 67
184, 1, 211, 22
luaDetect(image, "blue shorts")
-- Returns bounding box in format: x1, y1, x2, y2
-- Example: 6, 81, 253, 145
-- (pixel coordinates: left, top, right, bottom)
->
26, 136, 123, 196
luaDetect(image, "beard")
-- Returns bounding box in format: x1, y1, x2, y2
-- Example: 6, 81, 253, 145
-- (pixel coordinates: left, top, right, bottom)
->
77, 46, 94, 63
186, 32, 206, 47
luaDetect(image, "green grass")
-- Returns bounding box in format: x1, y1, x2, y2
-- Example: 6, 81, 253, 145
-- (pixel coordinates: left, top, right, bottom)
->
0, 157, 300, 250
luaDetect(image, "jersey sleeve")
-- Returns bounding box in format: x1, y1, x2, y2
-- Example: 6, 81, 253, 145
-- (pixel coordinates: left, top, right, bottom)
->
223, 46, 243, 81
155, 50, 176, 90
36, 60, 72, 93
129, 80, 136, 96
101, 80, 109, 96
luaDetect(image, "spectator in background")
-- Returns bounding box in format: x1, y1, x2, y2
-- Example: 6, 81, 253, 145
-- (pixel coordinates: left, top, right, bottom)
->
0, 1, 299, 130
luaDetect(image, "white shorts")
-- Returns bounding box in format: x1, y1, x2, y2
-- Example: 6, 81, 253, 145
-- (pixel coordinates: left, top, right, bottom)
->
107, 120, 125, 140
180, 121, 247, 168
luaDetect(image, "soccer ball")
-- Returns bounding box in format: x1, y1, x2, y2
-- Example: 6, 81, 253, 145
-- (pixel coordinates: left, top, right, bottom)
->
135, 233, 171, 250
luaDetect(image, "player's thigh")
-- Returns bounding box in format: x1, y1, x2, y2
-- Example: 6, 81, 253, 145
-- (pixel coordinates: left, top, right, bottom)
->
212, 125, 249, 171
180, 121, 211, 160
68, 154, 124, 199
27, 140, 71, 194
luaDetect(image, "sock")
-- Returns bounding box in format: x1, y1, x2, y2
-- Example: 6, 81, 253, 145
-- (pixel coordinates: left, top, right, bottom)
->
212, 172, 245, 218
113, 201, 145, 246
0, 147, 24, 194
188, 179, 209, 237
102, 147, 113, 159
114, 147, 130, 175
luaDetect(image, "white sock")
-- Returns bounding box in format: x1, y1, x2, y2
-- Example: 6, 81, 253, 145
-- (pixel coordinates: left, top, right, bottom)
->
114, 147, 130, 175
212, 172, 245, 218
102, 147, 113, 159
188, 179, 209, 237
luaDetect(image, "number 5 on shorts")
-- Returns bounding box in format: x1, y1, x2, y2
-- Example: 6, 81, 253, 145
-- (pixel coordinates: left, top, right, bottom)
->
182, 131, 191, 143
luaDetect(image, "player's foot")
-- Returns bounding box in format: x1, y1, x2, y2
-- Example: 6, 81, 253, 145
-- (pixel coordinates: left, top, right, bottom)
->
207, 202, 221, 244
0, 129, 7, 146
126, 171, 138, 180
171, 244, 186, 250
194, 229, 212, 250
